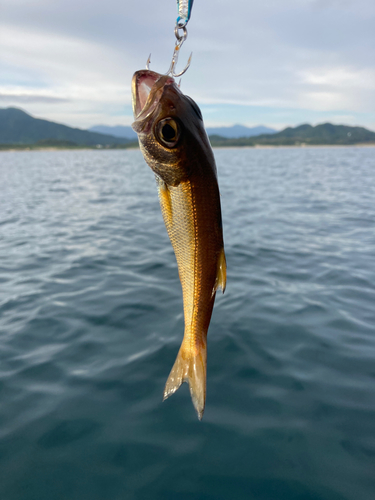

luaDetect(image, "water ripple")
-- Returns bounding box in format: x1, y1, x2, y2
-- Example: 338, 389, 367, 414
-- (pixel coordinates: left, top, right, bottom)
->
0, 148, 375, 500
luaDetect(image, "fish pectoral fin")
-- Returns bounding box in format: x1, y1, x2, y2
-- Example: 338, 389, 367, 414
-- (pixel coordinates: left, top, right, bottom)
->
213, 247, 227, 295
163, 341, 207, 421
158, 179, 173, 223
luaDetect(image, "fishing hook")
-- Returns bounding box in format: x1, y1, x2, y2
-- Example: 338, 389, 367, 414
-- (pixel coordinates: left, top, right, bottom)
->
146, 25, 192, 78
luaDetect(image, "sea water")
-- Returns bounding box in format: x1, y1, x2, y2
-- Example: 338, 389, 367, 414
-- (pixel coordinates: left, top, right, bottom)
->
1, 147, 375, 500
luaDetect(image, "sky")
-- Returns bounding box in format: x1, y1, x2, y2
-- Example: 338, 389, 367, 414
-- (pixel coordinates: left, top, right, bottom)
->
1, 0, 375, 130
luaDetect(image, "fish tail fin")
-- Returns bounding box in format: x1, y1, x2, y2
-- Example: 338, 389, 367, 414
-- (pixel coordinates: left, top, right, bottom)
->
163, 340, 207, 420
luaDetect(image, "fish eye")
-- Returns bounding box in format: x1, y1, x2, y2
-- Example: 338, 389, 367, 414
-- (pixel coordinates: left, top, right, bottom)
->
155, 118, 181, 148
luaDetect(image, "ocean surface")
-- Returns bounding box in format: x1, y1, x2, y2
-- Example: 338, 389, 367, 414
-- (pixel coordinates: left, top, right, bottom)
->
1, 147, 375, 500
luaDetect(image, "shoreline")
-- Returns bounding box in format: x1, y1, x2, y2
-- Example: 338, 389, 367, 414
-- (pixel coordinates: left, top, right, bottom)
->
0, 146, 138, 152
213, 143, 375, 150
1, 143, 375, 152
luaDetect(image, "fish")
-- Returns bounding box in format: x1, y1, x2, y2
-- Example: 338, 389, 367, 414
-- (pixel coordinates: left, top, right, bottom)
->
131, 70, 226, 420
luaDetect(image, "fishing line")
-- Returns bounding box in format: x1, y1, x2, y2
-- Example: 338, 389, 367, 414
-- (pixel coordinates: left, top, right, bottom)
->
146, 0, 194, 78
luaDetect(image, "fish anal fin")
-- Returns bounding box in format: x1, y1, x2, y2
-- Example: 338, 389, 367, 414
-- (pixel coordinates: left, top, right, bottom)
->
213, 247, 227, 295
163, 341, 207, 420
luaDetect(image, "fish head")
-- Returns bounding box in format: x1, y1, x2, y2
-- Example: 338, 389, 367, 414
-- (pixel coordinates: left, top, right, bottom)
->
131, 70, 213, 186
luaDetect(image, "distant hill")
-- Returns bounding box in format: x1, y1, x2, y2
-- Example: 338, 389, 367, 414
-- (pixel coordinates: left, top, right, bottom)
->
207, 124, 276, 138
0, 107, 132, 146
2, 108, 374, 149
209, 123, 375, 147
88, 123, 277, 140
89, 125, 138, 140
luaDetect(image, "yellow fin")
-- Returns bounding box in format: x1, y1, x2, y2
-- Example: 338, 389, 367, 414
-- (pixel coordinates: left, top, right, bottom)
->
158, 180, 173, 224
163, 342, 207, 420
214, 247, 227, 294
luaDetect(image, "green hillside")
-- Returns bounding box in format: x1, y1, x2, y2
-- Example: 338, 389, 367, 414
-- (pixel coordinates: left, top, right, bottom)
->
0, 107, 132, 146
1, 107, 374, 149
209, 123, 375, 147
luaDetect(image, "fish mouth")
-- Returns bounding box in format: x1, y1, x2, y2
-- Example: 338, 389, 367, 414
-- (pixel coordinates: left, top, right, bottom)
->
131, 70, 176, 132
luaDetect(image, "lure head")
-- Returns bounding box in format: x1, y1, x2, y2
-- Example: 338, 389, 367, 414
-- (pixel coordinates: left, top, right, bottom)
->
131, 70, 214, 186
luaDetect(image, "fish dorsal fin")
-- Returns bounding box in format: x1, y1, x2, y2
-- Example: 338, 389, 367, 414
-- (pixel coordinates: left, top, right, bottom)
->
213, 247, 226, 295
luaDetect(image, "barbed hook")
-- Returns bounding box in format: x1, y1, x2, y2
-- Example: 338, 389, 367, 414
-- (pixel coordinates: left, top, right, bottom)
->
146, 25, 192, 78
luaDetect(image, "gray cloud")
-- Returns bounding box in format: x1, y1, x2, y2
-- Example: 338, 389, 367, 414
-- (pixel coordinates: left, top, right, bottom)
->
0, 94, 70, 104
1, 0, 374, 128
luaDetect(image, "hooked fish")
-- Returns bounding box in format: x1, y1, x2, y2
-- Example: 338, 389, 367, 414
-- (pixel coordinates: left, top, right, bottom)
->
131, 70, 226, 420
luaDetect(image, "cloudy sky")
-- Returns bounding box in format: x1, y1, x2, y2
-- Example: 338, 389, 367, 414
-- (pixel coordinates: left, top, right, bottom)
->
1, 0, 374, 130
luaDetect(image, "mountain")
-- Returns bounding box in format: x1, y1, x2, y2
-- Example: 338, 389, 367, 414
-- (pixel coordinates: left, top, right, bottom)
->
88, 123, 277, 140
0, 107, 132, 146
270, 123, 375, 143
89, 125, 138, 140
206, 124, 276, 138
2, 108, 374, 149
209, 123, 375, 147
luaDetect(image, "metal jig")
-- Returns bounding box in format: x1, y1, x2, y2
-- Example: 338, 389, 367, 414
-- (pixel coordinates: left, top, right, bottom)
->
146, 24, 192, 78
